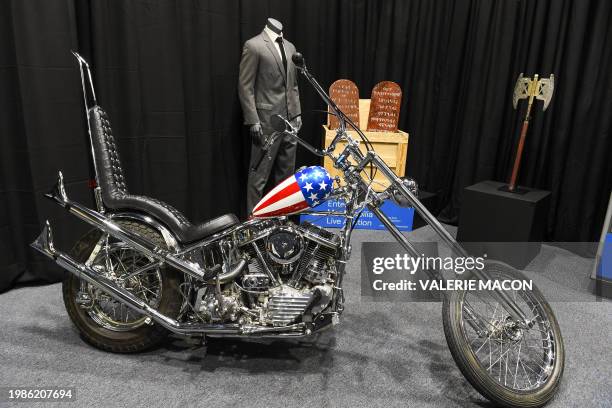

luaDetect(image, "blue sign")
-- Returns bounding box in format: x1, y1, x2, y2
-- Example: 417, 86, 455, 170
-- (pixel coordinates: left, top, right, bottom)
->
597, 233, 612, 281
300, 199, 414, 231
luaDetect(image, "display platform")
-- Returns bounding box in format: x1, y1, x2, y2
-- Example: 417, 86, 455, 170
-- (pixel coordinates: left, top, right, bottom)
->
594, 233, 612, 298
456, 180, 550, 269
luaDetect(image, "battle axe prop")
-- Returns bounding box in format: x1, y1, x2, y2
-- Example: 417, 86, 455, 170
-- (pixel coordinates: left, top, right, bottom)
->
506, 73, 554, 192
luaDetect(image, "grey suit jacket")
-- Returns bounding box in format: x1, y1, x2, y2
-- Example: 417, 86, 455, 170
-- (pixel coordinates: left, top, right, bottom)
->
238, 30, 301, 131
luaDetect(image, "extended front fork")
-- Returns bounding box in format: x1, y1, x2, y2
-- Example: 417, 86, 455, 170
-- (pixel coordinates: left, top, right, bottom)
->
330, 188, 360, 315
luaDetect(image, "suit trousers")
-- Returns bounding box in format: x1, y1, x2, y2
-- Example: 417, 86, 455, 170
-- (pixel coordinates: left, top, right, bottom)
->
247, 132, 297, 214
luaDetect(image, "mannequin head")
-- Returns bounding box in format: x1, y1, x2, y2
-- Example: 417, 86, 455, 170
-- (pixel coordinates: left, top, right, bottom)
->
266, 18, 283, 34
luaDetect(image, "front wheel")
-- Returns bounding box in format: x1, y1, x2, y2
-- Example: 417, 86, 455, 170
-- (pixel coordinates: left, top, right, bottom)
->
442, 262, 564, 408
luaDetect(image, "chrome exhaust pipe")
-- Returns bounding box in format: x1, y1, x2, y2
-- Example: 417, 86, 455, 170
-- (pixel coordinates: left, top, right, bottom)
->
31, 221, 240, 335
31, 220, 307, 337
45, 172, 212, 281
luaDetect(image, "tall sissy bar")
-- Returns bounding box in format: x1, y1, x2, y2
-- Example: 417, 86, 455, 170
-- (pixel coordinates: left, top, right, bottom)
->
71, 50, 105, 213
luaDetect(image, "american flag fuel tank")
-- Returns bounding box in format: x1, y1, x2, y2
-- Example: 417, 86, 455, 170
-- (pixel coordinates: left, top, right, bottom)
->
252, 166, 333, 217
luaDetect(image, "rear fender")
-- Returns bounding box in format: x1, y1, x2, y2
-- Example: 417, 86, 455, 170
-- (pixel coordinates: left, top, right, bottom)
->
109, 212, 180, 252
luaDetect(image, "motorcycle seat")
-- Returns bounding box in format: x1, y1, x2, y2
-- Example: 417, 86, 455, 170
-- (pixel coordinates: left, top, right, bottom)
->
88, 106, 238, 243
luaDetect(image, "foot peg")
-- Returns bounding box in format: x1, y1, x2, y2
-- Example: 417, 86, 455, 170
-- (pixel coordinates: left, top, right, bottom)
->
44, 171, 69, 206
30, 220, 57, 259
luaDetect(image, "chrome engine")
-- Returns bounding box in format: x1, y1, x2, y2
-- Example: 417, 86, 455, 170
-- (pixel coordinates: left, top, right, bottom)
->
267, 285, 314, 326
188, 220, 340, 328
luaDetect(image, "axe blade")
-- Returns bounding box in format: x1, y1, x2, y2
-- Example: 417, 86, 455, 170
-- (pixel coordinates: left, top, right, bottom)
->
512, 73, 530, 109
536, 74, 555, 111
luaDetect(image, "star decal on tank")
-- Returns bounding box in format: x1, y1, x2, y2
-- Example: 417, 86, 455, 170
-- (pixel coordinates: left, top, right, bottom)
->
251, 166, 333, 217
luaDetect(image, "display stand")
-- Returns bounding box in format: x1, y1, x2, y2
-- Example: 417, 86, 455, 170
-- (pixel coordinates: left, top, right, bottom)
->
456, 180, 550, 269
592, 192, 612, 298
322, 99, 409, 192
412, 191, 440, 230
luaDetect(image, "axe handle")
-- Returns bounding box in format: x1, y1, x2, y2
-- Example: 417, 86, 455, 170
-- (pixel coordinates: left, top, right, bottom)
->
508, 120, 529, 191
508, 97, 535, 191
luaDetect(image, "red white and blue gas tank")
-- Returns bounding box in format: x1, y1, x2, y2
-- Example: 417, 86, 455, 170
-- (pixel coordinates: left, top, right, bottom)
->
252, 166, 333, 218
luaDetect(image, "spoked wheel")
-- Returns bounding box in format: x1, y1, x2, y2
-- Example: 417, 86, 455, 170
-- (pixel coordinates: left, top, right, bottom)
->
442, 262, 564, 408
63, 221, 182, 353
84, 242, 163, 331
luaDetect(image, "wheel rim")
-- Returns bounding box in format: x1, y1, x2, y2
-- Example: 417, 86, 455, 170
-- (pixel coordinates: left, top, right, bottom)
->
81, 242, 163, 331
459, 266, 557, 392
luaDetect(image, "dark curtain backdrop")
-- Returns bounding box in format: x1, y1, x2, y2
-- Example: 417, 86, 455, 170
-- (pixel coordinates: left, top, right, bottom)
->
1, 0, 611, 291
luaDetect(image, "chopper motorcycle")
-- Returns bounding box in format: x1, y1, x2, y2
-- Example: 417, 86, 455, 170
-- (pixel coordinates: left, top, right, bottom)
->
31, 51, 564, 408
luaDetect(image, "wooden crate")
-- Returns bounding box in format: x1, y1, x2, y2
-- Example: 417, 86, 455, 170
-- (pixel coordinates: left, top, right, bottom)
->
323, 99, 409, 191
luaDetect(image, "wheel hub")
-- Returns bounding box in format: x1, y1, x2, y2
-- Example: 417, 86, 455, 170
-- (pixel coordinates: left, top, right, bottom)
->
81, 242, 162, 331
487, 316, 524, 343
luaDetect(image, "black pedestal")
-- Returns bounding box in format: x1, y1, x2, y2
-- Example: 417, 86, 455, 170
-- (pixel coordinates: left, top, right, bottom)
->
412, 191, 440, 230
456, 181, 550, 269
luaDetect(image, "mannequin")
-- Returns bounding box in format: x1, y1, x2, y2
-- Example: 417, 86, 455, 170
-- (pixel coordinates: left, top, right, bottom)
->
238, 18, 302, 214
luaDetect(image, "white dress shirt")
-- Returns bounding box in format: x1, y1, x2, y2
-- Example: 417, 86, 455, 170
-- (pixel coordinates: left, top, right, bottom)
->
264, 26, 284, 60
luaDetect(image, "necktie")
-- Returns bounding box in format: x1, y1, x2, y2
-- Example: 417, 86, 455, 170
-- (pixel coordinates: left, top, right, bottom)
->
275, 37, 287, 75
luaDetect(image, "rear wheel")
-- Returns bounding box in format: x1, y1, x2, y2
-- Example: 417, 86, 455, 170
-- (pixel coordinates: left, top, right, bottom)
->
442, 262, 564, 407
62, 221, 183, 353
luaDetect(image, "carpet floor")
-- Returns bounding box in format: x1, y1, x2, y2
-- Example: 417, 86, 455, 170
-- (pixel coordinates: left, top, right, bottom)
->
1, 226, 610, 408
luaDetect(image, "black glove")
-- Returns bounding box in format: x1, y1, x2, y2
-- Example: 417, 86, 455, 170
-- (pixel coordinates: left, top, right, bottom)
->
250, 123, 264, 146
